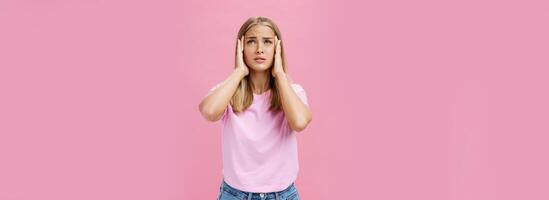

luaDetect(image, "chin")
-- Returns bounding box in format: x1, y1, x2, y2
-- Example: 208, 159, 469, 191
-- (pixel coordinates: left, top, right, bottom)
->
249, 64, 272, 72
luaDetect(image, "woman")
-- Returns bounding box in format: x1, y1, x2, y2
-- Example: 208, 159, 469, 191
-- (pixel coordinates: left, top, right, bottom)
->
199, 16, 312, 200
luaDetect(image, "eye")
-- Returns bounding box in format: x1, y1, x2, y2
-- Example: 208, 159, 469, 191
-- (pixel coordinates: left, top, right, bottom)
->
264, 40, 272, 44
246, 40, 255, 44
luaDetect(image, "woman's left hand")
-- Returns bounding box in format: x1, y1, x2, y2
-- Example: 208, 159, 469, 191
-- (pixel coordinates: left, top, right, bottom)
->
272, 37, 285, 78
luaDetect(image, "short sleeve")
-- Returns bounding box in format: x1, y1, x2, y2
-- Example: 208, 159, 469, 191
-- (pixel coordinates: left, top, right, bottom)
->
291, 84, 308, 106
206, 82, 229, 123
207, 82, 223, 96
282, 84, 309, 132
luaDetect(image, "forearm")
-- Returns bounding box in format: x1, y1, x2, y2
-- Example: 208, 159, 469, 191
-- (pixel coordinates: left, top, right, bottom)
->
275, 73, 312, 132
199, 69, 246, 121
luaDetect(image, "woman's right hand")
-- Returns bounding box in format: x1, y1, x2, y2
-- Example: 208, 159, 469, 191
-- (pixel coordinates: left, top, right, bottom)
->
236, 36, 249, 76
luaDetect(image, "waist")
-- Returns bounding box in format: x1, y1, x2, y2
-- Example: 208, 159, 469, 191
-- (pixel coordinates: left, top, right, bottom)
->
221, 180, 297, 199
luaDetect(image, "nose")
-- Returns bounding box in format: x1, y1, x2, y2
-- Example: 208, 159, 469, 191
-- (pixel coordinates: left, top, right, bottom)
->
255, 43, 264, 54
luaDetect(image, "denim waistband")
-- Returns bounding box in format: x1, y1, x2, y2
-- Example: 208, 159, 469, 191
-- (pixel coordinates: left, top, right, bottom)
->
220, 180, 297, 200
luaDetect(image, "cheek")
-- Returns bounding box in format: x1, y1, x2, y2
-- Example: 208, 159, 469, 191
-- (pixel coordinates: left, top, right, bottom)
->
265, 48, 275, 59
243, 49, 255, 60
264, 48, 274, 57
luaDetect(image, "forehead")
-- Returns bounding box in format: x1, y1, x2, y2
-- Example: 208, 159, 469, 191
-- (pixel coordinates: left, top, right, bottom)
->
245, 25, 275, 37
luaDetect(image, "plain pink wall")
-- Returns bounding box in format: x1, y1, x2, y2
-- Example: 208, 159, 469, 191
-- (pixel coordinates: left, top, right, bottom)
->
1, 0, 548, 200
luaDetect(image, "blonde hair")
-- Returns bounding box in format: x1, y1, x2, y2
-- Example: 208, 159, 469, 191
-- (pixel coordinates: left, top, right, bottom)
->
231, 16, 288, 114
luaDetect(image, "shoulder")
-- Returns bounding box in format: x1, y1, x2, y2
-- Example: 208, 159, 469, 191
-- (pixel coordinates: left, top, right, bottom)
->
290, 83, 309, 105
291, 83, 306, 93
210, 82, 223, 90
207, 82, 224, 95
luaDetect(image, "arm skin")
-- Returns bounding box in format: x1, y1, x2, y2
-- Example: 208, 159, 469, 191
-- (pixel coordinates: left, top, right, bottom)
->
273, 72, 312, 132
198, 68, 247, 122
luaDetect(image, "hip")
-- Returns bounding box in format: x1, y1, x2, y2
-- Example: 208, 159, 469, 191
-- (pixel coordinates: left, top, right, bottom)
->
217, 180, 300, 200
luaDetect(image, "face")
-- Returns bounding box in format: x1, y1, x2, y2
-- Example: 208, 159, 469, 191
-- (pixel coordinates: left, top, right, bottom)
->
243, 25, 276, 72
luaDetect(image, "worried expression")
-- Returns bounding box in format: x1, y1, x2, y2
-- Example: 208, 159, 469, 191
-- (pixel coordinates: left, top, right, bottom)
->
243, 25, 277, 72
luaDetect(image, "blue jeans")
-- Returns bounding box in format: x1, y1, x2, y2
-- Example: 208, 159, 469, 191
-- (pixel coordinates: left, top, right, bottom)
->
217, 180, 300, 200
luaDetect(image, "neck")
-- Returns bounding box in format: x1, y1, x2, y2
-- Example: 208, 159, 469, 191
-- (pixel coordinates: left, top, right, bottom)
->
249, 70, 271, 94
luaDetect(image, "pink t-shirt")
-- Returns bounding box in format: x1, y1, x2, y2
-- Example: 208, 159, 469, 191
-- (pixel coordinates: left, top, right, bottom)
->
208, 83, 308, 193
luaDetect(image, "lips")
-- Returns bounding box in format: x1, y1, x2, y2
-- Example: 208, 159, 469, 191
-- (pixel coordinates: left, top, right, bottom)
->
254, 57, 266, 63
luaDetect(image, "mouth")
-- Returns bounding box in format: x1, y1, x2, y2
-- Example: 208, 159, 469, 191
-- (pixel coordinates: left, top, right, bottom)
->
254, 57, 266, 63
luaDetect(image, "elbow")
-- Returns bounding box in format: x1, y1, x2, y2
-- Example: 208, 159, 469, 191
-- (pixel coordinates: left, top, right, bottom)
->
202, 110, 219, 122
199, 102, 221, 122
291, 124, 306, 132
290, 114, 312, 133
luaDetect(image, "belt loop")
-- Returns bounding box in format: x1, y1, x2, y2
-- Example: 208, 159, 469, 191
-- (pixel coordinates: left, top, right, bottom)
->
247, 192, 252, 200
275, 192, 280, 200
221, 179, 224, 191
217, 180, 223, 200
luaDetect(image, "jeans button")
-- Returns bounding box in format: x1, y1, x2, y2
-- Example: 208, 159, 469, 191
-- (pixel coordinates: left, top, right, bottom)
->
259, 193, 265, 198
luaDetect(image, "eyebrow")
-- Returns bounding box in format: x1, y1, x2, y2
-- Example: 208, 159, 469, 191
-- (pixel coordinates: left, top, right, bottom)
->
245, 36, 274, 40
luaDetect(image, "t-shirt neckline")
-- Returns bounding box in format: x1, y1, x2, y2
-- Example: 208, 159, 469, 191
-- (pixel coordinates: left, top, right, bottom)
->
253, 89, 271, 96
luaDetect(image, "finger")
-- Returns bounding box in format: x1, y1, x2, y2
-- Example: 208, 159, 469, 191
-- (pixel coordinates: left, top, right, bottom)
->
237, 37, 241, 51
240, 35, 244, 51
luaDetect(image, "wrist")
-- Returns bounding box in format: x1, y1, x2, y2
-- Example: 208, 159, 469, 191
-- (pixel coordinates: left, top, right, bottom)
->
235, 68, 248, 77
273, 70, 286, 79
273, 72, 288, 83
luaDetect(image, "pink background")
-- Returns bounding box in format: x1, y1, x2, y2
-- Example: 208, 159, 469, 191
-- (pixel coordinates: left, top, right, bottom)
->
1, 0, 548, 199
